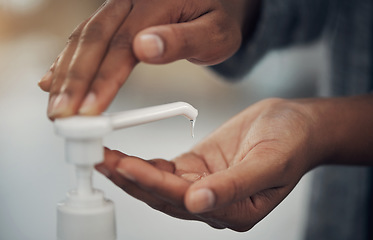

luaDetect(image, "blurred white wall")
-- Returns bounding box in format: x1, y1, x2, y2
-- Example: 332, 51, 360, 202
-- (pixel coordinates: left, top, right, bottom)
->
0, 1, 329, 239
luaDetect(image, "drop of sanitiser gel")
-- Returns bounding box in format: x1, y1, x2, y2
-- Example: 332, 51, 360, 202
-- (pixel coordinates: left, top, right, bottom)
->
190, 120, 196, 138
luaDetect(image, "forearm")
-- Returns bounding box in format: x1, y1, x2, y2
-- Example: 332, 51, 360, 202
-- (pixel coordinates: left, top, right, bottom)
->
307, 95, 373, 167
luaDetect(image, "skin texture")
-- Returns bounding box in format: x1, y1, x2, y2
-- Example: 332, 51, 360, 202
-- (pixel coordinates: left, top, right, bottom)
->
38, 0, 373, 232
95, 96, 373, 231
38, 0, 260, 119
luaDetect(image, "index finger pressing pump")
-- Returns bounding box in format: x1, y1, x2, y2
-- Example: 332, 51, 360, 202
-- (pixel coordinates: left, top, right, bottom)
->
54, 102, 198, 240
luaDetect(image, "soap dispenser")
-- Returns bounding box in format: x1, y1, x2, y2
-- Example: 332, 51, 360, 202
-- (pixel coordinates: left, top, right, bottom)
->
54, 102, 198, 240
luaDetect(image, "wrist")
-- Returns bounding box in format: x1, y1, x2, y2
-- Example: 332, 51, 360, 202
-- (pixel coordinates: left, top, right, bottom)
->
302, 95, 373, 167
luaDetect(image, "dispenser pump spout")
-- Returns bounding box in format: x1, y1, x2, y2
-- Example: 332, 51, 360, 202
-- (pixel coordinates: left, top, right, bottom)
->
54, 101, 198, 165
54, 102, 198, 240
109, 102, 198, 130
55, 101, 198, 140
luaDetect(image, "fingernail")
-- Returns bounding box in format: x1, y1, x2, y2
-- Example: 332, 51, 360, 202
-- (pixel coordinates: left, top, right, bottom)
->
48, 93, 69, 118
138, 34, 164, 59
95, 165, 111, 178
79, 92, 96, 115
116, 168, 136, 182
189, 188, 215, 213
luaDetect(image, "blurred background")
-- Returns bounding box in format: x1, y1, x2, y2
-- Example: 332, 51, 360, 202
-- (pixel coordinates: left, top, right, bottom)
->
0, 0, 330, 239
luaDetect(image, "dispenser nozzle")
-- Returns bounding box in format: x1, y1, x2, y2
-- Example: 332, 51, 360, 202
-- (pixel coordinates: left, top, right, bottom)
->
55, 101, 198, 140
109, 101, 198, 130
54, 101, 198, 165
55, 102, 198, 240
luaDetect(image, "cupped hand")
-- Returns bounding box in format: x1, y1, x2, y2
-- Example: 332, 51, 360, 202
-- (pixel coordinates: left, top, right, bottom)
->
39, 0, 260, 119
96, 98, 323, 231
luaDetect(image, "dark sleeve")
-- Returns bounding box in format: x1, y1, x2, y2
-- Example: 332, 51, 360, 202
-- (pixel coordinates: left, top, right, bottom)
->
210, 0, 330, 80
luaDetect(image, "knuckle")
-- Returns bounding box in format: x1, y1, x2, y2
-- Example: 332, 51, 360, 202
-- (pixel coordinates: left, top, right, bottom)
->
107, 0, 133, 18
110, 31, 133, 50
95, 71, 124, 90
67, 31, 80, 45
67, 69, 84, 82
66, 20, 88, 45
80, 21, 104, 43
66, 69, 91, 88
94, 71, 109, 82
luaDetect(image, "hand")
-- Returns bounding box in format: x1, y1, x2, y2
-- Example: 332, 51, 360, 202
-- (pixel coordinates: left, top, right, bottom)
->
39, 0, 261, 119
96, 98, 323, 231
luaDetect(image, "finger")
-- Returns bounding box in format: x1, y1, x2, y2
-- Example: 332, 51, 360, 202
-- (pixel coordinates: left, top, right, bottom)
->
133, 11, 241, 65
47, 0, 132, 119
185, 145, 294, 213
115, 155, 191, 207
97, 149, 234, 228
147, 158, 176, 173
39, 57, 59, 92
77, 3, 174, 115
96, 149, 200, 221
46, 20, 87, 119
46, 1, 109, 118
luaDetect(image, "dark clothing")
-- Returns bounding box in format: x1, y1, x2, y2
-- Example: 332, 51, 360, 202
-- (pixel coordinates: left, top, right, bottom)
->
211, 0, 373, 239
212, 0, 373, 96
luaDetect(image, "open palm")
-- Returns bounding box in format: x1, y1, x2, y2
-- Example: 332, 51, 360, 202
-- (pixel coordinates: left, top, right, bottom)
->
97, 98, 317, 231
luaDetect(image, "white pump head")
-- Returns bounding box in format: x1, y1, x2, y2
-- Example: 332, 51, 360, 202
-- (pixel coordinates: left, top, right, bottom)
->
55, 102, 198, 240
54, 102, 198, 166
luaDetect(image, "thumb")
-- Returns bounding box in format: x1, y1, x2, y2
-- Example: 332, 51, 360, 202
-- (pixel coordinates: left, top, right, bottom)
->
133, 16, 241, 66
184, 155, 289, 214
